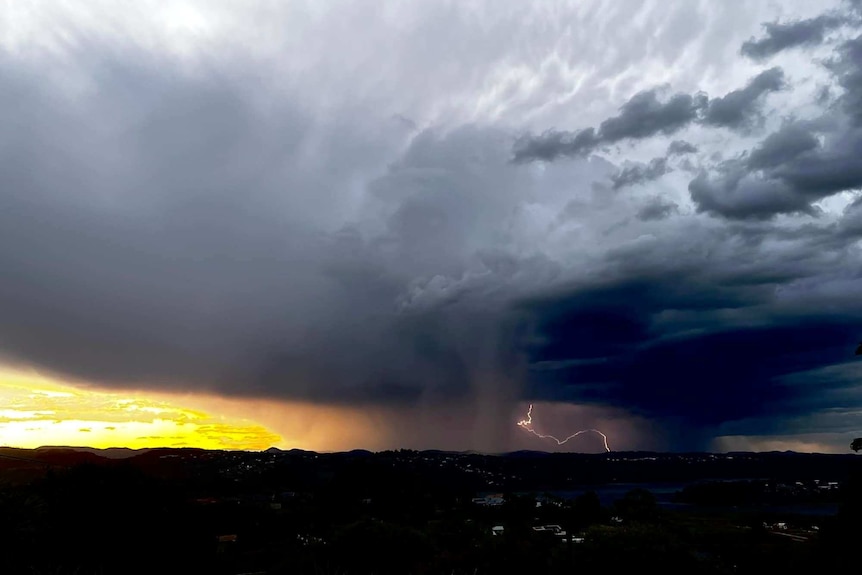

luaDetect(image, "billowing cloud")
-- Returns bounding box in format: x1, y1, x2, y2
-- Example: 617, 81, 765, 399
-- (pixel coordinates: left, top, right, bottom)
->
513, 68, 786, 163
513, 90, 706, 162
689, 165, 814, 219
636, 197, 679, 221
691, 104, 862, 219
2, 0, 861, 453
597, 91, 706, 142
512, 128, 600, 163
702, 67, 786, 130
746, 122, 822, 170
610, 157, 671, 190
833, 35, 862, 123
741, 14, 847, 60
667, 140, 699, 156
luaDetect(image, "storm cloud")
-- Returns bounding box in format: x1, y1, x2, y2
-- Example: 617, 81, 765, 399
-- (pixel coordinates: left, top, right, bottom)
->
610, 157, 671, 190
513, 90, 706, 162
2, 0, 862, 452
667, 140, 699, 156
513, 68, 785, 163
690, 46, 862, 220
741, 14, 847, 60
702, 67, 786, 130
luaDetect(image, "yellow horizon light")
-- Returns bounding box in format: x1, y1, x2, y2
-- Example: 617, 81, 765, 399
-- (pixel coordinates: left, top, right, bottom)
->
0, 367, 281, 450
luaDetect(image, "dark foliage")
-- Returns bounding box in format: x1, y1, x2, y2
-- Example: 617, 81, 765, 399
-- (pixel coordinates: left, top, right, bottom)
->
0, 449, 859, 574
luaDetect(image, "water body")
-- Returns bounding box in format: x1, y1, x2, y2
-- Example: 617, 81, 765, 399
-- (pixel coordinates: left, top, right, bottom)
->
543, 481, 840, 516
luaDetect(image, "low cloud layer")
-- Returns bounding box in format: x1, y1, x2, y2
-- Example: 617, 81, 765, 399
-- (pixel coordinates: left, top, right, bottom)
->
2, 0, 861, 451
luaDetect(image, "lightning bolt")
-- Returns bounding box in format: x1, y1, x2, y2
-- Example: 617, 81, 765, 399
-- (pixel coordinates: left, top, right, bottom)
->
517, 404, 611, 452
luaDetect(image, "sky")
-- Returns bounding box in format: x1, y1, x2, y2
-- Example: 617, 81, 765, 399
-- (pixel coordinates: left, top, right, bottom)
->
1, 0, 862, 454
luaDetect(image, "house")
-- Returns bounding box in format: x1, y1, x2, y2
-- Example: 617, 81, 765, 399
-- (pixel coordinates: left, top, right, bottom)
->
472, 493, 505, 506
216, 534, 237, 554
491, 525, 505, 536
532, 525, 567, 538
297, 534, 325, 546
534, 494, 563, 508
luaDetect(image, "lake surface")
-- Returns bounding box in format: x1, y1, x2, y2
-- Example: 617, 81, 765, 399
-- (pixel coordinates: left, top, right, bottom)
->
541, 481, 840, 516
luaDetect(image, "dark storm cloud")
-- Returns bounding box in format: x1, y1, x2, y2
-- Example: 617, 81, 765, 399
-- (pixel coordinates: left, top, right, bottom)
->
610, 157, 671, 190
636, 196, 678, 221
596, 90, 706, 142
691, 35, 862, 220
839, 194, 862, 237
0, 47, 535, 411
746, 122, 821, 170
517, 230, 862, 440
741, 14, 846, 60
514, 69, 784, 163
513, 90, 706, 162
688, 162, 815, 220
512, 128, 599, 163
666, 140, 698, 156
688, 119, 838, 220
702, 67, 786, 130
6, 0, 862, 452
832, 35, 862, 124
512, 90, 705, 162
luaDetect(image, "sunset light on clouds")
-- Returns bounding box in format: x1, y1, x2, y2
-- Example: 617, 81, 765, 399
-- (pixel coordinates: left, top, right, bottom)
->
0, 367, 281, 450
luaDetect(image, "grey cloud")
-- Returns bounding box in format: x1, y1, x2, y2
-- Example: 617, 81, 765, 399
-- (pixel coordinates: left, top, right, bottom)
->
610, 157, 671, 190
514, 68, 785, 164
838, 194, 862, 236
689, 168, 815, 220
597, 90, 706, 142
746, 122, 821, 170
667, 140, 698, 156
0, 50, 481, 405
636, 196, 679, 221
703, 67, 786, 129
512, 128, 599, 163
607, 139, 698, 191
512, 90, 705, 162
690, 25, 862, 220
691, 120, 862, 220
832, 35, 862, 124
518, 218, 862, 437
770, 128, 862, 195
1, 43, 618, 453
741, 15, 845, 60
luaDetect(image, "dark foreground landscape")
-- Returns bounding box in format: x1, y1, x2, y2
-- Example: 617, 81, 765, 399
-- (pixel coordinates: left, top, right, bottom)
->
1, 447, 861, 574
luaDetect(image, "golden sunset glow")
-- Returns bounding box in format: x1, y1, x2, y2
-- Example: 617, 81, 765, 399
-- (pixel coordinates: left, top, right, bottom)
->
0, 367, 281, 450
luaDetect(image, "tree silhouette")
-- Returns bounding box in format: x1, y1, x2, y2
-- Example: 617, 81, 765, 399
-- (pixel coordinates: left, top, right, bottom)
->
572, 490, 604, 528
614, 488, 658, 522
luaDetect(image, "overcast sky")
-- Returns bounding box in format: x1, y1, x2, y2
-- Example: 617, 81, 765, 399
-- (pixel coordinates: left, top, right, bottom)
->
2, 0, 862, 453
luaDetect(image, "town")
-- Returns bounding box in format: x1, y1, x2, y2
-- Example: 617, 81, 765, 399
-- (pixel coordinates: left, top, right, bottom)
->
1, 446, 859, 574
